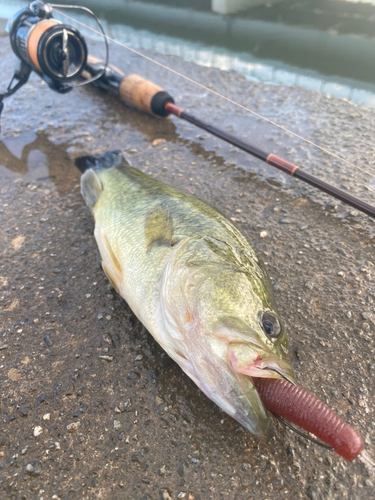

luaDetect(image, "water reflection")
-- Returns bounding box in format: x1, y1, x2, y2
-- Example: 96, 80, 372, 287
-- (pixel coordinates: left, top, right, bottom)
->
0, 131, 79, 194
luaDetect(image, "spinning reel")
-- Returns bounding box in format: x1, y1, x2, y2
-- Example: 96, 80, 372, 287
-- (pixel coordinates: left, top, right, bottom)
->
0, 1, 108, 116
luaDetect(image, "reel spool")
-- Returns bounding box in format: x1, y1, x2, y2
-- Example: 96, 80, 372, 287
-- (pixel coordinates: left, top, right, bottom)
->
1, 1, 107, 106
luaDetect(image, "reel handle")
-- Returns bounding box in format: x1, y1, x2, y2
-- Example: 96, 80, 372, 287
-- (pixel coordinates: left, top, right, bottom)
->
84, 55, 174, 117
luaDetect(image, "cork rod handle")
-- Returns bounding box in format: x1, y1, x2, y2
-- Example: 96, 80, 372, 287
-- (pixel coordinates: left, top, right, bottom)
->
85, 56, 174, 117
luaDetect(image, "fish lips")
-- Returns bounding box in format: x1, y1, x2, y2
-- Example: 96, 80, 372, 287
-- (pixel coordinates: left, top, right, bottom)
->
228, 341, 295, 384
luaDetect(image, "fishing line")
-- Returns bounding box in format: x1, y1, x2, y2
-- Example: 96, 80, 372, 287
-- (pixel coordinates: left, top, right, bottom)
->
262, 366, 296, 385
53, 8, 374, 181
271, 412, 334, 451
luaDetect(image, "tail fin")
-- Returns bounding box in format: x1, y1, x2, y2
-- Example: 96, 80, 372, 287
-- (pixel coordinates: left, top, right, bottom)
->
78, 150, 132, 211
75, 150, 126, 173
81, 169, 103, 211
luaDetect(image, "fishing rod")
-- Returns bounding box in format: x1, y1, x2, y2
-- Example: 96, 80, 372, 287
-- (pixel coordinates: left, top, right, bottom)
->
83, 56, 375, 219
1, 2, 374, 220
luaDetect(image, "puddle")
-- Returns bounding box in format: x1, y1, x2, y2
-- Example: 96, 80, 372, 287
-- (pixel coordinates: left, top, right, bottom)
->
0, 130, 80, 194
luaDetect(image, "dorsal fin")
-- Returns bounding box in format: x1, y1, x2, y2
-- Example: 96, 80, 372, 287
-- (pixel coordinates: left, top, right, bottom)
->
75, 150, 126, 173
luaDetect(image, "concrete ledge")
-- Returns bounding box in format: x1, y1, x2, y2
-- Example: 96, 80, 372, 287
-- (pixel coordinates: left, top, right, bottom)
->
0, 17, 7, 36
212, 0, 282, 15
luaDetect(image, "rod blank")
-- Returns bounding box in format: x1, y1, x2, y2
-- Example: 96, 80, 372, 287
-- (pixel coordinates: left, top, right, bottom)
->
165, 103, 375, 219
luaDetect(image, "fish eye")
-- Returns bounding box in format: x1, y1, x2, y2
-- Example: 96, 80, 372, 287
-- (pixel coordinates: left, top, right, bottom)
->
260, 311, 281, 339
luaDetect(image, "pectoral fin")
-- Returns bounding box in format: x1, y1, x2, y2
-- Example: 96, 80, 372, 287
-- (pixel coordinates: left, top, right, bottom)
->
98, 229, 122, 295
102, 261, 120, 295
101, 230, 122, 277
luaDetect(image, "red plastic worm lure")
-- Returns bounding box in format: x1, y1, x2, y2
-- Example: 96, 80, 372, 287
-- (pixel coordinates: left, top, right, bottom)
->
254, 377, 364, 461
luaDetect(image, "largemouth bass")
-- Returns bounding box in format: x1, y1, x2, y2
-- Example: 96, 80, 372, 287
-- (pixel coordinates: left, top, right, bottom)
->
79, 150, 293, 438
78, 151, 365, 460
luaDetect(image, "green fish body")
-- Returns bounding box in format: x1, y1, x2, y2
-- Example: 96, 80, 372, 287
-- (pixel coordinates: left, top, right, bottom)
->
80, 151, 294, 438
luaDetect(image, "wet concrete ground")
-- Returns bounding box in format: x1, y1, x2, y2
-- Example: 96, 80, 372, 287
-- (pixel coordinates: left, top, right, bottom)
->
0, 24, 375, 500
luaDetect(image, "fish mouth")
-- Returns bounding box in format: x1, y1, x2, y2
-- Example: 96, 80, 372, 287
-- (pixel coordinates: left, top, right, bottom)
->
228, 341, 295, 385
241, 358, 295, 385
227, 341, 295, 439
